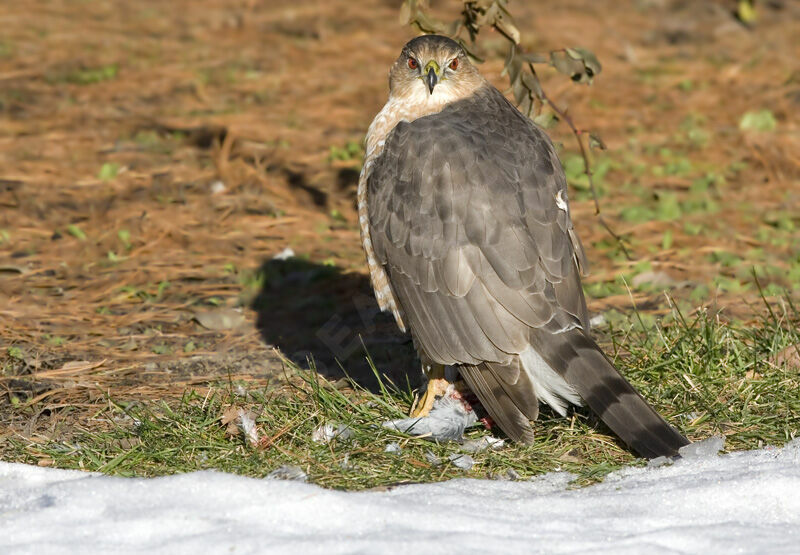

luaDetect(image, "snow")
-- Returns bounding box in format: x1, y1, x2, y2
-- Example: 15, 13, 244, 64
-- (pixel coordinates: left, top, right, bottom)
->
2, 440, 800, 554
679, 434, 726, 458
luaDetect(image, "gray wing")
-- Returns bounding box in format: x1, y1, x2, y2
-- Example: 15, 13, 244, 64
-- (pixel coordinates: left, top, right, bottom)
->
367, 86, 588, 368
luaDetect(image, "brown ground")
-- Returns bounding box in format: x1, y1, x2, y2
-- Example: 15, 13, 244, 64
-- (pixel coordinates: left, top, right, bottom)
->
1, 1, 799, 438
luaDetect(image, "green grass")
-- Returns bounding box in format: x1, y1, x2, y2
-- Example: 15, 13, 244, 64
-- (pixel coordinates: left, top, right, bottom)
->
47, 64, 119, 86
2, 303, 799, 490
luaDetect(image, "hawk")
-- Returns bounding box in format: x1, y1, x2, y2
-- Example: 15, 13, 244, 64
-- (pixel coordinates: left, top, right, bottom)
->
358, 35, 688, 458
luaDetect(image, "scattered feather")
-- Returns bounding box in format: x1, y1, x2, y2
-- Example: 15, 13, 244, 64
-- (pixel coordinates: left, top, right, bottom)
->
384, 442, 402, 455
210, 180, 227, 195
272, 247, 295, 260
461, 436, 505, 453
221, 406, 259, 446
312, 422, 353, 444
237, 410, 259, 446
339, 453, 354, 470
266, 465, 307, 482
424, 451, 441, 466
588, 314, 606, 328
448, 453, 474, 470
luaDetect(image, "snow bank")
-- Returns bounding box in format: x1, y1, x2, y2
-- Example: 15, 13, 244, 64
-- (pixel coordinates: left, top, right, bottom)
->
1, 440, 799, 554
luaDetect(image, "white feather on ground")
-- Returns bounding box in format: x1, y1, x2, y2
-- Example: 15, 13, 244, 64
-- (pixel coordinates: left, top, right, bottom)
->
382, 390, 478, 441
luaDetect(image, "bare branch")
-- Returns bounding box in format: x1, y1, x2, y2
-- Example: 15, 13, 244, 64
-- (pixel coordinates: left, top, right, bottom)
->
526, 62, 632, 260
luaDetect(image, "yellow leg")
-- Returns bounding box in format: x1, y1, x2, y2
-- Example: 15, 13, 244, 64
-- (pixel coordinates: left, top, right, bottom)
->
409, 364, 448, 418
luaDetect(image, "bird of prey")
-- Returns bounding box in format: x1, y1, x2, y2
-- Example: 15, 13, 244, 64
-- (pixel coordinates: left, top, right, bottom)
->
358, 35, 689, 458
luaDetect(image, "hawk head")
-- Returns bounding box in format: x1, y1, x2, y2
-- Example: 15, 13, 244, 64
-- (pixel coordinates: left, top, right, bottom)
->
389, 35, 484, 105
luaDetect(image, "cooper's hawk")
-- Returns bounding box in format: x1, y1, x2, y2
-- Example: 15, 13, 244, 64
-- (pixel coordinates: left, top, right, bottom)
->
359, 35, 688, 458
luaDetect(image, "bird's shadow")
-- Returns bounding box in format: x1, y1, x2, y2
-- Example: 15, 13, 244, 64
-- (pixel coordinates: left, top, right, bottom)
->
250, 257, 420, 392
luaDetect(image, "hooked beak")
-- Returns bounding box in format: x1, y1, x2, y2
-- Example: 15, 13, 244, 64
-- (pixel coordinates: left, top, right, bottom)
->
424, 60, 440, 94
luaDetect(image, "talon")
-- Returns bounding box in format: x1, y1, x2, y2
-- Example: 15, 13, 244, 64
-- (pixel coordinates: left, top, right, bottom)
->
410, 365, 448, 418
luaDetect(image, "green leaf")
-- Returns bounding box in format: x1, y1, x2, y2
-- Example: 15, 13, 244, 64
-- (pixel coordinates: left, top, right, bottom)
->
737, 0, 758, 23
621, 205, 655, 223
152, 344, 171, 355
67, 224, 87, 241
713, 275, 750, 293
118, 229, 131, 249
562, 154, 586, 183
739, 110, 777, 132
709, 251, 743, 267
656, 193, 682, 221
157, 280, 170, 298
662, 229, 673, 250
589, 132, 606, 150
690, 284, 709, 301
98, 162, 120, 181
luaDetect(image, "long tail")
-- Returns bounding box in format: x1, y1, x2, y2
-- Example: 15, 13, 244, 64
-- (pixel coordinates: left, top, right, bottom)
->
528, 327, 689, 459
459, 359, 538, 445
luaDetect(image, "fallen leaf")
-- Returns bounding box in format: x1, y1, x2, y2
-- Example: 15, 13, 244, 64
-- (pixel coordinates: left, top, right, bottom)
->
193, 308, 245, 330
221, 405, 240, 426
770, 344, 800, 370
221, 405, 259, 446
59, 360, 104, 371
33, 359, 107, 378
0, 265, 29, 274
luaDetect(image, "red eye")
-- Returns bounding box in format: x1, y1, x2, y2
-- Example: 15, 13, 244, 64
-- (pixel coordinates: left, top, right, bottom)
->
408, 58, 418, 69
449, 58, 459, 70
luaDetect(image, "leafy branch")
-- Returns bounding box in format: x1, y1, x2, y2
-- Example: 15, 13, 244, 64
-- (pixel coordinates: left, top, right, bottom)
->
399, 0, 631, 259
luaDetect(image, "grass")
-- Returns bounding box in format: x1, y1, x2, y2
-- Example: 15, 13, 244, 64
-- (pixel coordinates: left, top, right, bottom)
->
2, 301, 798, 490
46, 64, 119, 86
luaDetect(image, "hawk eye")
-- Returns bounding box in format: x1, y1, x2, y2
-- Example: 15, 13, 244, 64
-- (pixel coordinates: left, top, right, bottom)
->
408, 58, 418, 70
449, 58, 459, 70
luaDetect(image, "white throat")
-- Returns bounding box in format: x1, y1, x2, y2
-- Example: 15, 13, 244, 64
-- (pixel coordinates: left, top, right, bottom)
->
364, 82, 462, 160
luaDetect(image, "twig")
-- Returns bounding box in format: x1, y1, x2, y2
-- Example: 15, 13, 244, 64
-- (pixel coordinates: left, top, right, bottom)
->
526, 62, 632, 260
